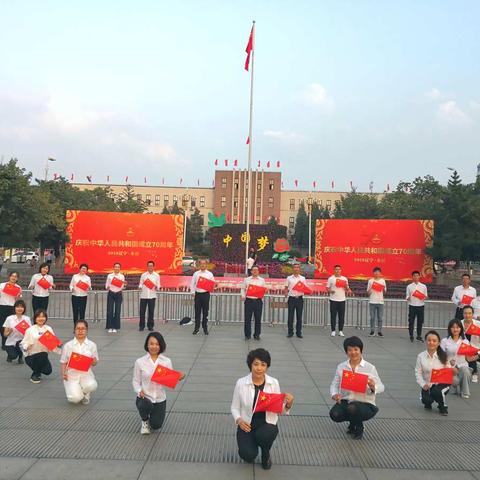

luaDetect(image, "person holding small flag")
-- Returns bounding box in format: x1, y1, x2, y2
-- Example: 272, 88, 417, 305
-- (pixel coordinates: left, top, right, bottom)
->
0, 271, 22, 350
69, 263, 92, 324
105, 262, 126, 333
451, 274, 476, 320
367, 267, 386, 337
60, 320, 98, 404
241, 266, 267, 340
2, 300, 30, 364
406, 270, 428, 342
284, 263, 308, 338
133, 332, 184, 434
28, 262, 54, 314
138, 260, 161, 332
190, 259, 215, 335
462, 305, 480, 384
21, 310, 61, 384
329, 336, 384, 440
231, 348, 294, 469
415, 330, 452, 415
327, 265, 352, 337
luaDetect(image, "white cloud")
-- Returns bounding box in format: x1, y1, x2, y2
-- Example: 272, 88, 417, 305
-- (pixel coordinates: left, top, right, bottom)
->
469, 100, 480, 111
263, 130, 305, 143
437, 100, 470, 124
303, 83, 334, 110
425, 88, 444, 101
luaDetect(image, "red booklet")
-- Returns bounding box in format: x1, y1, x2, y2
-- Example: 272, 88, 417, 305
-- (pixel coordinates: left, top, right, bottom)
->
293, 281, 313, 295
254, 391, 286, 414
37, 277, 52, 290
430, 368, 453, 385
465, 323, 480, 336
457, 343, 479, 357
335, 278, 348, 289
150, 365, 182, 389
38, 330, 62, 351
196, 275, 215, 292
3, 283, 21, 297
76, 280, 89, 291
111, 277, 124, 288
68, 352, 94, 372
143, 278, 156, 290
412, 289, 426, 300
340, 370, 369, 393
14, 320, 30, 336
371, 281, 384, 292
461, 294, 474, 305
246, 283, 267, 299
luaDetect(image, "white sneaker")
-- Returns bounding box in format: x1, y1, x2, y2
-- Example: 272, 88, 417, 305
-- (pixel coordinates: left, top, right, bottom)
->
339, 331, 345, 337
81, 394, 90, 405
472, 374, 478, 384
140, 420, 151, 435
462, 394, 470, 399
112, 329, 117, 333
108, 329, 113, 333
330, 331, 336, 337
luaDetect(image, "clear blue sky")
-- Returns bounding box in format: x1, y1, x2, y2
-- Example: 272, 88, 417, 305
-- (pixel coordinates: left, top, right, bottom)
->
1, 0, 479, 191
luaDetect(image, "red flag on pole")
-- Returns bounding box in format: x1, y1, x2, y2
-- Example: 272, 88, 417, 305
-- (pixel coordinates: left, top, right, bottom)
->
107, 175, 110, 182
331, 180, 335, 189
214, 159, 218, 166
144, 177, 147, 184
70, 173, 74, 181
234, 159, 238, 167
53, 173, 58, 180
294, 180, 298, 187
125, 176, 128, 183
266, 161, 270, 168
313, 181, 316, 189
246, 136, 250, 144
350, 180, 353, 189
224, 159, 228, 166
197, 179, 200, 186
257, 160, 261, 168
387, 184, 390, 192
244, 25, 254, 71
162, 177, 165, 185
276, 161, 280, 168
180, 178, 183, 185
86, 176, 92, 183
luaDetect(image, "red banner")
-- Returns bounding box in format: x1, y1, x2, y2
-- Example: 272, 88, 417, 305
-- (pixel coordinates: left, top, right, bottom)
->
65, 210, 183, 274
314, 219, 434, 282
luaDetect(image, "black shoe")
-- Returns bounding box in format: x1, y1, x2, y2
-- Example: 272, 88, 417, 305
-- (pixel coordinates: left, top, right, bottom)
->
203, 329, 209, 335
424, 403, 432, 410
261, 452, 272, 470
148, 327, 154, 332
6, 357, 12, 363
368, 331, 375, 337
416, 336, 424, 342
377, 332, 384, 337
253, 335, 260, 340
287, 333, 294, 338
439, 406, 448, 416
18, 357, 24, 364
192, 329, 199, 335
353, 429, 364, 440
1, 345, 5, 351
410, 336, 414, 342
139, 327, 145, 332
296, 333, 303, 338
30, 374, 41, 384
245, 336, 251, 340
346, 424, 356, 435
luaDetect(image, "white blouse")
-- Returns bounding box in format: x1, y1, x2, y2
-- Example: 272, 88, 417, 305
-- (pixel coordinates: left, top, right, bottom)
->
2, 314, 31, 346
132, 353, 172, 403
28, 273, 54, 297
60, 337, 98, 378
0, 282, 22, 306
440, 337, 470, 368
105, 273, 126, 293
69, 274, 92, 297
415, 350, 452, 387
20, 324, 57, 356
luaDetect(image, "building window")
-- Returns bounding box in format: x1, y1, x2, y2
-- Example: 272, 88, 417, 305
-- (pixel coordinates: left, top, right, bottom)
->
200, 196, 205, 207
290, 199, 295, 210
191, 197, 196, 208
256, 198, 261, 206
146, 194, 151, 201
234, 182, 239, 190
318, 199, 323, 206
136, 194, 142, 201
269, 179, 274, 190
234, 200, 238, 208
257, 183, 261, 190
221, 196, 226, 207
155, 195, 160, 206
233, 214, 238, 221
326, 199, 332, 210
163, 194, 169, 207
173, 195, 178, 205
257, 207, 261, 215
145, 199, 151, 206
268, 197, 274, 208
289, 217, 295, 229
221, 177, 227, 189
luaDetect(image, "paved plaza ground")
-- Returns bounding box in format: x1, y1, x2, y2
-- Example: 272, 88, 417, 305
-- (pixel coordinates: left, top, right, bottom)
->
1, 318, 480, 480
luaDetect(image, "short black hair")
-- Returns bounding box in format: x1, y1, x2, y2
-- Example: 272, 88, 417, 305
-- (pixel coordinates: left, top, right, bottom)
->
447, 318, 465, 339
38, 262, 50, 273
463, 305, 474, 313
79, 263, 89, 270
373, 267, 381, 273
247, 348, 271, 370
33, 309, 48, 324
144, 332, 166, 353
343, 336, 363, 353
462, 273, 471, 279
9, 271, 19, 279
412, 270, 420, 276
251, 265, 259, 270
14, 299, 26, 313
147, 260, 155, 266
334, 264, 341, 269
113, 262, 121, 267
74, 319, 89, 330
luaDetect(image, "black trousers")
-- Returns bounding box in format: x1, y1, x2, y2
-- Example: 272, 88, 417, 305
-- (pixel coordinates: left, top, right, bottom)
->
287, 296, 303, 335
237, 423, 278, 463
25, 352, 52, 376
71, 296, 87, 323
32, 296, 49, 314
139, 298, 155, 330
329, 400, 379, 430
0, 305, 14, 347
194, 292, 210, 331
5, 341, 23, 360
244, 298, 263, 338
421, 384, 450, 408
106, 291, 123, 330
408, 305, 424, 338
330, 300, 346, 331
455, 307, 464, 320
135, 396, 166, 430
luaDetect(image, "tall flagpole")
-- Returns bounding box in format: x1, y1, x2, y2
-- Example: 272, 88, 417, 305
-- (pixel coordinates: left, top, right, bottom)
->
245, 20, 255, 276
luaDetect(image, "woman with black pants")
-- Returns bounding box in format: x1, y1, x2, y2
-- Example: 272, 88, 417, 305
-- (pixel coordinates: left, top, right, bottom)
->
105, 262, 126, 333
0, 271, 22, 350
28, 262, 54, 313
69, 263, 91, 323
231, 348, 294, 470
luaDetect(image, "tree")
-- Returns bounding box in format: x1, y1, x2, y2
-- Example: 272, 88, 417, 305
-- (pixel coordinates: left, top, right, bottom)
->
334, 192, 381, 218
115, 185, 148, 213
267, 216, 278, 225
293, 202, 308, 248
186, 208, 204, 247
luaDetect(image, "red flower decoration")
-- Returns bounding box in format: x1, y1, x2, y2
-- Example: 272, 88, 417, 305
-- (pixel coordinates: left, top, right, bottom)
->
273, 238, 290, 253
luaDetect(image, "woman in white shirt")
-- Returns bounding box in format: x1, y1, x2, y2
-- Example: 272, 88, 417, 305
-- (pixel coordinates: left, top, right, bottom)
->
69, 263, 92, 324
133, 332, 184, 434
28, 262, 54, 314
60, 320, 98, 405
21, 310, 60, 384
415, 330, 452, 415
440, 319, 474, 399
2, 299, 30, 364
0, 271, 22, 350
231, 348, 294, 470
462, 305, 480, 384
105, 262, 126, 333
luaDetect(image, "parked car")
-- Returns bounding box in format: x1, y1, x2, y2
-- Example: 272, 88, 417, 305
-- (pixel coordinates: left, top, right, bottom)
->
9, 251, 37, 264
182, 256, 196, 267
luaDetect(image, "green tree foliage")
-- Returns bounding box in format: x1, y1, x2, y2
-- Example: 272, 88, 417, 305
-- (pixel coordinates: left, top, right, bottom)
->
187, 208, 204, 247
293, 202, 308, 248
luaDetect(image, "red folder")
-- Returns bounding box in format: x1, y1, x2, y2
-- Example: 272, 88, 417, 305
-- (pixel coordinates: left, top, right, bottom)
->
246, 283, 267, 299
2, 283, 21, 297
150, 364, 182, 389
38, 330, 61, 351
37, 277, 52, 290
14, 320, 30, 335
340, 369, 369, 393
68, 352, 94, 372
465, 323, 480, 336
196, 275, 215, 292
111, 277, 124, 288
371, 281, 384, 292
335, 278, 348, 289
430, 368, 453, 385
457, 343, 479, 357
143, 278, 156, 290
461, 294, 474, 305
76, 280, 89, 291
253, 391, 286, 414
293, 281, 313, 295
412, 289, 426, 300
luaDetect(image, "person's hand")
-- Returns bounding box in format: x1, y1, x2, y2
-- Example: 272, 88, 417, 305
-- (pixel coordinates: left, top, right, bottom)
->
367, 378, 376, 391
237, 419, 251, 433
422, 383, 430, 391
347, 288, 354, 297
138, 390, 145, 398
284, 393, 294, 409
63, 372, 68, 381
449, 359, 456, 366
179, 372, 186, 381
332, 393, 342, 403
92, 360, 97, 366
241, 296, 245, 302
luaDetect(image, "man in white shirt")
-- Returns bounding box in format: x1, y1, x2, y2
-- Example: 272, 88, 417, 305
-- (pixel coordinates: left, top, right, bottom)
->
241, 266, 266, 340
190, 259, 215, 335
452, 273, 477, 320
284, 263, 307, 338
406, 270, 428, 342
138, 261, 160, 332
327, 265, 352, 337
367, 267, 386, 337
246, 256, 255, 277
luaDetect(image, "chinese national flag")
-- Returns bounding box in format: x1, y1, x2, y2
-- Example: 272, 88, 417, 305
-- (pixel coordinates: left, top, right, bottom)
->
76, 280, 89, 291
335, 278, 348, 288
244, 25, 254, 71
38, 331, 62, 351
111, 277, 124, 288
465, 323, 480, 336
412, 289, 426, 300
143, 278, 156, 290
14, 320, 30, 336
254, 391, 286, 414
293, 281, 313, 295
196, 276, 215, 292
340, 370, 369, 393
371, 281, 384, 292
430, 368, 453, 385
2, 283, 21, 297
150, 364, 182, 389
246, 283, 267, 299
68, 352, 94, 372
461, 294, 474, 305
37, 277, 52, 290
457, 343, 479, 356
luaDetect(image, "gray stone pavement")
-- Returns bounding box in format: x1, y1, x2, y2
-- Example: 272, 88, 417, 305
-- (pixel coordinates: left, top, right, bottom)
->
1, 318, 479, 479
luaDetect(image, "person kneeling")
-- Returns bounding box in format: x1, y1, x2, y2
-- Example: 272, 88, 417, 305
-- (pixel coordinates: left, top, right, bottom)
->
329, 336, 384, 440
60, 320, 98, 405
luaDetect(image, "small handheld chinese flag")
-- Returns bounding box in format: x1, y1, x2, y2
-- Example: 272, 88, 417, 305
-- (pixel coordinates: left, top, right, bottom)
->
246, 283, 267, 299
68, 352, 94, 372
335, 278, 348, 289
14, 320, 30, 336
254, 391, 286, 414
76, 280, 89, 291
457, 343, 479, 356
293, 281, 313, 295
371, 281, 384, 292
412, 289, 426, 300
461, 294, 474, 305
37, 277, 52, 290
430, 368, 453, 385
196, 276, 215, 292
143, 278, 156, 290
465, 323, 480, 336
340, 370, 369, 393
3, 283, 21, 297
111, 277, 124, 288
38, 330, 62, 351
150, 364, 182, 389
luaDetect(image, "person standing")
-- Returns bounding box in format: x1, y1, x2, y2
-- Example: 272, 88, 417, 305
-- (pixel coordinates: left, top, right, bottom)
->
190, 259, 215, 335
327, 265, 352, 337
69, 264, 91, 324
246, 256, 255, 277
0, 271, 22, 350
138, 260, 160, 332
28, 262, 55, 313
241, 266, 266, 340
284, 263, 307, 339
367, 267, 386, 337
2, 299, 30, 364
105, 262, 126, 333
451, 274, 477, 320
406, 270, 428, 342
462, 305, 480, 384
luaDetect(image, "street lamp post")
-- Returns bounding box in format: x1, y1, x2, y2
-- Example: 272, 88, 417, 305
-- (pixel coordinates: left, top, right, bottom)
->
307, 197, 313, 263
182, 191, 190, 254
44, 157, 56, 181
